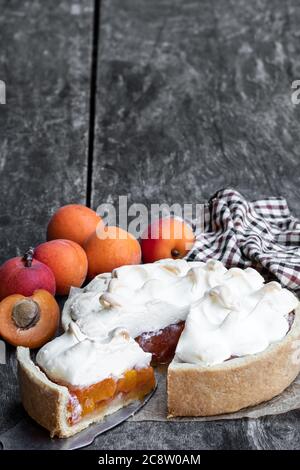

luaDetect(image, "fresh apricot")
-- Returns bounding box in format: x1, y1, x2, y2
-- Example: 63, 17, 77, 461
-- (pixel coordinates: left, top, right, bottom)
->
34, 240, 88, 295
84, 226, 141, 279
0, 248, 56, 301
0, 289, 60, 348
141, 217, 195, 263
47, 204, 102, 247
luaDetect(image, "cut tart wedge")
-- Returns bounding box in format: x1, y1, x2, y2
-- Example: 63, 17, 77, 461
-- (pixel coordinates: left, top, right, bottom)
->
17, 324, 155, 438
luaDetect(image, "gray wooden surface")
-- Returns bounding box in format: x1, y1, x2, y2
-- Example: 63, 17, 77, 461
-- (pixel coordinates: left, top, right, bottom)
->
1, 0, 300, 450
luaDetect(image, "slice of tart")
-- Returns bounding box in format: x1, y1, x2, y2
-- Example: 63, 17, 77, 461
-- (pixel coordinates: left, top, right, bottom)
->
17, 323, 155, 438
168, 279, 300, 417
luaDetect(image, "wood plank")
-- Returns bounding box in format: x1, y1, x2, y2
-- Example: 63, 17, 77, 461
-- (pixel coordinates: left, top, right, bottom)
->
93, 0, 300, 215
85, 410, 300, 450
0, 0, 94, 434
93, 0, 221, 209
212, 0, 300, 216
91, 0, 300, 449
0, 0, 93, 263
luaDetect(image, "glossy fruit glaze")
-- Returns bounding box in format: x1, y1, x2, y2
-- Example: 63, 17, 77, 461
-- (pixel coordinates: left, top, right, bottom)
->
136, 321, 185, 364
67, 367, 155, 425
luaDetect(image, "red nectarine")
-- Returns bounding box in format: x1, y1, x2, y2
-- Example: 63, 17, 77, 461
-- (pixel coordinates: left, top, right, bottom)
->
0, 249, 56, 301
34, 239, 88, 295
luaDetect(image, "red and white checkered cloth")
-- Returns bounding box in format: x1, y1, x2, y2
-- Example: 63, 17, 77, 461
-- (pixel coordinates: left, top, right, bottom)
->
187, 188, 300, 291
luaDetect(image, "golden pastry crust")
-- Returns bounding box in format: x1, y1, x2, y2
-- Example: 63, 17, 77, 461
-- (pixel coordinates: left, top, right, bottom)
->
17, 347, 146, 438
167, 306, 300, 417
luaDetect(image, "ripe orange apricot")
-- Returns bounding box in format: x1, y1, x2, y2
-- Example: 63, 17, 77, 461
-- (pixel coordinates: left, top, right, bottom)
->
141, 217, 195, 263
84, 226, 141, 279
0, 290, 60, 348
34, 239, 88, 295
47, 204, 102, 247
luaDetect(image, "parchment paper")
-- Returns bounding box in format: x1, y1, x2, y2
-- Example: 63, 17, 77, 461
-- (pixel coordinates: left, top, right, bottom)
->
130, 367, 300, 422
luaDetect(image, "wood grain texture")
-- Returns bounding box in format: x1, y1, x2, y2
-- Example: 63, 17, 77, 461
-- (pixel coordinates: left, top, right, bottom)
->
92, 0, 300, 216
211, 0, 300, 215
89, 0, 300, 449
0, 0, 93, 262
85, 410, 300, 450
0, 0, 93, 435
1, 0, 300, 450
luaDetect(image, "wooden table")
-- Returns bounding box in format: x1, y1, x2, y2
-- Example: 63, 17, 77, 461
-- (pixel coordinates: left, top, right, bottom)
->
1, 0, 300, 450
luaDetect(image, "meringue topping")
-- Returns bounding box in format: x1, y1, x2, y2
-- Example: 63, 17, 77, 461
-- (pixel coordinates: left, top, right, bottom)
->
62, 259, 228, 339
36, 322, 151, 388
175, 271, 299, 366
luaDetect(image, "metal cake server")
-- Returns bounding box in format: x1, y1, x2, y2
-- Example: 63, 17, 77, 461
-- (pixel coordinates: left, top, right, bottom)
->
0, 387, 156, 450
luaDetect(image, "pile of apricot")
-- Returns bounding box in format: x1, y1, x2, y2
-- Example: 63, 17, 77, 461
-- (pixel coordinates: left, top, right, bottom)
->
0, 202, 195, 349
0, 204, 142, 348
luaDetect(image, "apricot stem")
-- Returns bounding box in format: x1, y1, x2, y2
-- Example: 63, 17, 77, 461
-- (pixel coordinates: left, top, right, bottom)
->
171, 249, 180, 259
23, 247, 35, 268
12, 299, 40, 329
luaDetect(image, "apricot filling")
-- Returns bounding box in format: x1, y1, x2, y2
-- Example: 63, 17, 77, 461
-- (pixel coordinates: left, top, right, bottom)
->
67, 367, 155, 425
136, 321, 185, 364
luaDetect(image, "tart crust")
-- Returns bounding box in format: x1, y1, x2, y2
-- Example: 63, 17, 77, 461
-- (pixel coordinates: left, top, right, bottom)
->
168, 306, 300, 417
17, 347, 149, 438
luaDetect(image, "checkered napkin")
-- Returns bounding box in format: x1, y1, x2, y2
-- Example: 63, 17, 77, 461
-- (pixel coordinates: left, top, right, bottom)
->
186, 188, 300, 291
